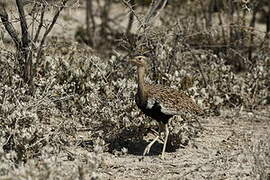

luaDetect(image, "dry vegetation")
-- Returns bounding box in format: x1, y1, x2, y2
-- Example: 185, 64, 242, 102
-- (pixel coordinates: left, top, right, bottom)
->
0, 0, 270, 179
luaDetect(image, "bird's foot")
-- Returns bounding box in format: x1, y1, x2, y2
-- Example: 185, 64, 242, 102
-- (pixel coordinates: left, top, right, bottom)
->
143, 143, 152, 156
143, 136, 160, 156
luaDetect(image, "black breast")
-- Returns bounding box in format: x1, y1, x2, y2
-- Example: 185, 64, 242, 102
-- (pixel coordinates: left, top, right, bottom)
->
135, 95, 173, 124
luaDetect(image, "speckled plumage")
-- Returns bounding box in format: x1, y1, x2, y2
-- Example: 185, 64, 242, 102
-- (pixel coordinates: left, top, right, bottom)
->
136, 84, 203, 123
129, 55, 203, 159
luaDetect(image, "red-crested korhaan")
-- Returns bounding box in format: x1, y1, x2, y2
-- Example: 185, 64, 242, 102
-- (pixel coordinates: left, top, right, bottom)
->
129, 55, 203, 159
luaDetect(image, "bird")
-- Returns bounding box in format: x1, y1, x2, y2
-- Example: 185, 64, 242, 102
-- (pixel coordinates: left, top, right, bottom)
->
129, 55, 203, 159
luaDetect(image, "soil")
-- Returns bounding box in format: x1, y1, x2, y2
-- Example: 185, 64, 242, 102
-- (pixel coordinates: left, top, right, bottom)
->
96, 109, 270, 179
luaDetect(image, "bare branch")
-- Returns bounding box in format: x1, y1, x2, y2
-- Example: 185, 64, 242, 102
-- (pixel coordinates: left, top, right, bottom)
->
193, 54, 208, 88
125, 0, 135, 34
0, 3, 21, 49
86, 0, 96, 46
34, 3, 46, 42
143, 0, 168, 24
16, 0, 31, 48
36, 0, 70, 64
16, 0, 33, 85
121, 0, 142, 26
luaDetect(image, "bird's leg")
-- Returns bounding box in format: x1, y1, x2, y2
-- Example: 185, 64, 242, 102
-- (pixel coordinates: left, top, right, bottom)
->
161, 123, 169, 159
143, 123, 163, 156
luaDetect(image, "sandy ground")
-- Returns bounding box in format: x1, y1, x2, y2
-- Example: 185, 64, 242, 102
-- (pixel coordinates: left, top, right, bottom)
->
95, 109, 270, 179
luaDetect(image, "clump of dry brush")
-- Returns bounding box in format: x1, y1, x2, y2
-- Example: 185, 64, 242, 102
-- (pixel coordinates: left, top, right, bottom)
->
0, 37, 157, 178
0, 43, 104, 178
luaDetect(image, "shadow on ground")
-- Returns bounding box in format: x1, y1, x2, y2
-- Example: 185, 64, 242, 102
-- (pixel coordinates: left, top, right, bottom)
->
106, 125, 180, 156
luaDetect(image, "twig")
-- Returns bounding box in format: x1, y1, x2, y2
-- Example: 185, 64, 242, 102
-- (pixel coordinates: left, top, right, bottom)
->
193, 54, 208, 88
125, 0, 135, 34
143, 0, 167, 24
36, 0, 70, 65
121, 0, 143, 26
34, 3, 46, 42
198, 0, 209, 28
248, 1, 263, 61
166, 33, 180, 74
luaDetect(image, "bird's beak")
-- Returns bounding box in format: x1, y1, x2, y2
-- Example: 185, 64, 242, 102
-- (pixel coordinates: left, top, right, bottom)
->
128, 58, 137, 65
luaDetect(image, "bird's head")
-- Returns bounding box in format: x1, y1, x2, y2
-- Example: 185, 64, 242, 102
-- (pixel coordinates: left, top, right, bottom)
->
129, 55, 148, 68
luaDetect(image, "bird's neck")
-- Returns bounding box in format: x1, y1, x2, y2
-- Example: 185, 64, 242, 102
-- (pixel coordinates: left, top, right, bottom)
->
137, 66, 147, 101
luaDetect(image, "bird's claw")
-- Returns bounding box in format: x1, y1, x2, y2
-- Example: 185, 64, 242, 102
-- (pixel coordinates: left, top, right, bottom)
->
143, 144, 152, 156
